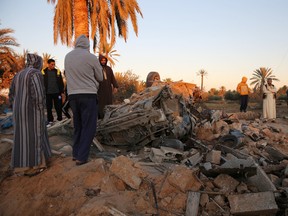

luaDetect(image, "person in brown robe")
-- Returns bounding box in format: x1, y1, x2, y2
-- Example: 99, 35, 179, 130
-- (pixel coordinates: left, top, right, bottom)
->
98, 55, 119, 119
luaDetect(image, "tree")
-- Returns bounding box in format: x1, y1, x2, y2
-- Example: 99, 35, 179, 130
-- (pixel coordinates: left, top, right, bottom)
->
47, 0, 143, 53
208, 88, 218, 96
0, 26, 19, 73
114, 70, 143, 103
219, 86, 226, 96
98, 41, 120, 68
0, 25, 19, 90
162, 78, 173, 82
197, 69, 208, 91
250, 67, 279, 95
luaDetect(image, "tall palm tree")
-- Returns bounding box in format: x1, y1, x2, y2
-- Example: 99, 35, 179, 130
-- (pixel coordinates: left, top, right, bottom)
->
47, 0, 143, 53
250, 67, 279, 94
197, 69, 208, 91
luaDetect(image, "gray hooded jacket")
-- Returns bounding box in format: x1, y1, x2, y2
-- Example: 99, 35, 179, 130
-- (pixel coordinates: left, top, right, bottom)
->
64, 35, 103, 95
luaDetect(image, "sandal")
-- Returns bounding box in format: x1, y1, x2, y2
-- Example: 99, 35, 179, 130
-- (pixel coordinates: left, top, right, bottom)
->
24, 168, 46, 177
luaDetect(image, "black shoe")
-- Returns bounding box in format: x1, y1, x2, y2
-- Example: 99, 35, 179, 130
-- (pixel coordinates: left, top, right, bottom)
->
76, 160, 88, 166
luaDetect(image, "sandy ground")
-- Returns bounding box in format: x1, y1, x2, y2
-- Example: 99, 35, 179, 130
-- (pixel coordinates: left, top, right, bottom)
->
0, 101, 287, 216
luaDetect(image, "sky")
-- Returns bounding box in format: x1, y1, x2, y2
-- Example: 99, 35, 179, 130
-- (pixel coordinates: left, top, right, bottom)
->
1, 0, 288, 91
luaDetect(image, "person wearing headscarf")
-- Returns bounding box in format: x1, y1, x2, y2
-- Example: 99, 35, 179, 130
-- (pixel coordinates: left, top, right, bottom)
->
98, 54, 119, 119
146, 71, 160, 88
64, 35, 103, 165
9, 53, 51, 176
236, 76, 250, 112
263, 78, 277, 121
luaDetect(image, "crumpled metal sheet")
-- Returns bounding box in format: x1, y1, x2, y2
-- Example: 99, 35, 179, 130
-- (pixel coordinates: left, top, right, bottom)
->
96, 82, 197, 148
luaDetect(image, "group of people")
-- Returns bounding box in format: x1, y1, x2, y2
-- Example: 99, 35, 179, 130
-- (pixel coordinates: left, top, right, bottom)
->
236, 76, 277, 121
9, 35, 118, 175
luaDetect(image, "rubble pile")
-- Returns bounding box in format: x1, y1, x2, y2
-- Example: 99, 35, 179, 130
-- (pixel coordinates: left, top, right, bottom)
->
91, 83, 288, 215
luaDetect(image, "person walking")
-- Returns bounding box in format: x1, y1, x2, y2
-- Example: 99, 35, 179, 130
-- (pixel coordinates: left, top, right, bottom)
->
9, 53, 51, 176
236, 76, 250, 112
263, 78, 277, 121
42, 59, 64, 126
64, 35, 103, 166
98, 54, 119, 119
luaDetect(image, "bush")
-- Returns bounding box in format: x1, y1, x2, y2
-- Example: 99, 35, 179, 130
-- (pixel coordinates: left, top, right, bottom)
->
277, 94, 288, 101
208, 95, 222, 101
224, 90, 240, 101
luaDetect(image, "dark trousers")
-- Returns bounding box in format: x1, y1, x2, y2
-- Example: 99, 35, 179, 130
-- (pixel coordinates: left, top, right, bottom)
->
69, 96, 98, 162
240, 95, 248, 112
46, 93, 62, 122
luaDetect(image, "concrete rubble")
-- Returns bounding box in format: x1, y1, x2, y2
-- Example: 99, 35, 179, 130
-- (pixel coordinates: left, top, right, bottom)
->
1, 81, 288, 215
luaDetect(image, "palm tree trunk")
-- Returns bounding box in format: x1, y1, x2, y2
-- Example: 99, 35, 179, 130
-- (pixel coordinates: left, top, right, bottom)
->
201, 75, 203, 90
74, 0, 89, 40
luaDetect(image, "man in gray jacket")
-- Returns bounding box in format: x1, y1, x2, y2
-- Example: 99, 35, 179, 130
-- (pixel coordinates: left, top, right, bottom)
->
64, 35, 103, 166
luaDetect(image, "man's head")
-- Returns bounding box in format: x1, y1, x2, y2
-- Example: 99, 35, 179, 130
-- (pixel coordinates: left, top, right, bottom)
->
267, 78, 273, 85
47, 59, 56, 70
99, 55, 108, 66
241, 76, 247, 83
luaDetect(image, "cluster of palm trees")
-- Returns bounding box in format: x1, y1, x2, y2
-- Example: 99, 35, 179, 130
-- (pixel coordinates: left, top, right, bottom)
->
197, 67, 280, 95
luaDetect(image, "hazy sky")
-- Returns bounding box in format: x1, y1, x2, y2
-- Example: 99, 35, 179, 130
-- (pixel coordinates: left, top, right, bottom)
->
1, 0, 288, 90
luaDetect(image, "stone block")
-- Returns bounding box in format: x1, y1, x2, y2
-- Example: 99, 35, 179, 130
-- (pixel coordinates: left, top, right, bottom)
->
206, 150, 221, 165
228, 191, 278, 215
213, 174, 239, 194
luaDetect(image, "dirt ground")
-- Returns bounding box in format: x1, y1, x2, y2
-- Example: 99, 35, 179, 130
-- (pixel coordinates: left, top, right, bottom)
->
0, 101, 287, 216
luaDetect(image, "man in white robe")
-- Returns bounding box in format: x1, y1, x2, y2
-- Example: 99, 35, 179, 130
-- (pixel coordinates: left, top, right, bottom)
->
263, 78, 277, 121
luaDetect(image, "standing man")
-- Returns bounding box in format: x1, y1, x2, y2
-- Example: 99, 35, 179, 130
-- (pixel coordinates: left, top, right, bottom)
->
236, 76, 250, 112
263, 78, 277, 121
42, 59, 64, 125
98, 54, 119, 119
64, 35, 103, 166
9, 53, 51, 176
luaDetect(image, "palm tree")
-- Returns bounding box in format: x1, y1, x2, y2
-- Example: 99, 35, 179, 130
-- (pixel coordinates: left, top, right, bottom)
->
0, 26, 19, 72
47, 0, 143, 53
197, 69, 208, 91
250, 67, 279, 94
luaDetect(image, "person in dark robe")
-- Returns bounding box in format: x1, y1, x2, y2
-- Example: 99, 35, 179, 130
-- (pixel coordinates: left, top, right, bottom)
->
98, 55, 119, 119
9, 53, 51, 176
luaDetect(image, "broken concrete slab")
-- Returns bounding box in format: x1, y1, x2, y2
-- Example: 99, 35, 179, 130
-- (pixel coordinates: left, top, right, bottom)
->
228, 191, 278, 216
247, 162, 277, 192
109, 156, 147, 190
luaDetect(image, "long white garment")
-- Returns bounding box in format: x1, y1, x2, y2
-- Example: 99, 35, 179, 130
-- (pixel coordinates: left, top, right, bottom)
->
262, 84, 277, 119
